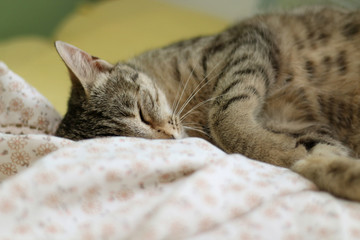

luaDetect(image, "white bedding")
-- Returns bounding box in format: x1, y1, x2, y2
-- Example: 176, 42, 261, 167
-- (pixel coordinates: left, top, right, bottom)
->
1, 61, 360, 239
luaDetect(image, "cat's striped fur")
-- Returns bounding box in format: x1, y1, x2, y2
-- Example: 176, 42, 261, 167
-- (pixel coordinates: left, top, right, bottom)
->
55, 6, 360, 201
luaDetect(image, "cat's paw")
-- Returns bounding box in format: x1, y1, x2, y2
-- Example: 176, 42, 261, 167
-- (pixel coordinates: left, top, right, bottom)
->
292, 146, 360, 201
309, 143, 350, 158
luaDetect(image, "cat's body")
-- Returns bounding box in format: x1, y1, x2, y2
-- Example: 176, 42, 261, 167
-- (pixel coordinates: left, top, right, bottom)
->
55, 6, 360, 201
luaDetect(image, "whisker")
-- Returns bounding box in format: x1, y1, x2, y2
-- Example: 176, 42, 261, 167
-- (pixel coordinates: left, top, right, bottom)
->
171, 72, 186, 115
182, 121, 203, 126
172, 60, 197, 117
176, 60, 224, 117
182, 122, 204, 129
183, 126, 210, 137
180, 94, 227, 122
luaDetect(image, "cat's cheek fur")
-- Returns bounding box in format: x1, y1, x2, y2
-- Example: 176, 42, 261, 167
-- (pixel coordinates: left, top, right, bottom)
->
138, 125, 176, 139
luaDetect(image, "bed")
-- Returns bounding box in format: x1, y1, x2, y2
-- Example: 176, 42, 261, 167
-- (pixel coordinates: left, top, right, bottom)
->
1, 0, 360, 239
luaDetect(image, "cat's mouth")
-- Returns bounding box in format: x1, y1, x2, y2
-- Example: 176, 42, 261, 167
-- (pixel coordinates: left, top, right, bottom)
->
152, 121, 187, 140
173, 129, 188, 139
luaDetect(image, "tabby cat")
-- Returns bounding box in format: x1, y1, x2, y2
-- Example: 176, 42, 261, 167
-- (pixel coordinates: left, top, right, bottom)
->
55, 6, 360, 201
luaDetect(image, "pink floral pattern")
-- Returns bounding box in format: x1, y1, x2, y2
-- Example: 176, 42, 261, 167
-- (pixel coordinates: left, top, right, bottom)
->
34, 142, 58, 157
0, 162, 17, 176
0, 61, 360, 239
0, 61, 61, 135
10, 151, 30, 166
0, 137, 358, 239
20, 107, 34, 122
0, 62, 69, 180
8, 98, 24, 112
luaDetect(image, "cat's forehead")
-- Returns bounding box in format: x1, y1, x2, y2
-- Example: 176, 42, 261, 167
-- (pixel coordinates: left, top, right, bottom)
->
111, 63, 154, 87
92, 63, 152, 96
112, 63, 139, 78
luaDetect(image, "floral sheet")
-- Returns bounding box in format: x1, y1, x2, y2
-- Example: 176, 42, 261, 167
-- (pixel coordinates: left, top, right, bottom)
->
0, 61, 360, 240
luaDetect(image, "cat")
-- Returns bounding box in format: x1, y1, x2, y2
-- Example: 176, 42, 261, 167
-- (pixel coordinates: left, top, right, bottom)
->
55, 6, 360, 201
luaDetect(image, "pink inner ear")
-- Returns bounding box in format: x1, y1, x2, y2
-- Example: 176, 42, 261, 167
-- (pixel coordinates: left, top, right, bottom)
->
93, 59, 114, 72
79, 51, 93, 63
55, 41, 114, 89
56, 41, 93, 66
94, 61, 106, 71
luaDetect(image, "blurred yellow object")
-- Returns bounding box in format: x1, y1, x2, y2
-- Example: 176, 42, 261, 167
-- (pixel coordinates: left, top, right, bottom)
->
0, 0, 228, 115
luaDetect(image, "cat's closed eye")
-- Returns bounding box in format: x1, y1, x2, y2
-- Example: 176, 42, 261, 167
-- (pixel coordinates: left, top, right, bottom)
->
138, 103, 151, 126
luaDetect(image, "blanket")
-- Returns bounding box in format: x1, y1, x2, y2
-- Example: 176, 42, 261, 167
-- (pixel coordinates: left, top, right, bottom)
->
1, 61, 360, 239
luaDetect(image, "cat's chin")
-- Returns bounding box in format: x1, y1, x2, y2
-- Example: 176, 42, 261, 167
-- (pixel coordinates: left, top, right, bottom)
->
174, 131, 188, 139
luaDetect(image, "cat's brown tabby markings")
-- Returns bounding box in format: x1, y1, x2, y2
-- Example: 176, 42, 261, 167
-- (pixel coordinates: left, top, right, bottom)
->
55, 6, 360, 201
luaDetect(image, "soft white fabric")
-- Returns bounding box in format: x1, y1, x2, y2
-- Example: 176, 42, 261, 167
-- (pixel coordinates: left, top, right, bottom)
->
0, 62, 61, 135
0, 62, 360, 240
0, 62, 65, 181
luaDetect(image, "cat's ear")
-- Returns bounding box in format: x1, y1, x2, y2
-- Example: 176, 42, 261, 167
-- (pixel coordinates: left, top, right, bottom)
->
55, 41, 113, 95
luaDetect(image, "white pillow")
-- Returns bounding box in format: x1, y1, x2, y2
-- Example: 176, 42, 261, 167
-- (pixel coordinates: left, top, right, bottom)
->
0, 62, 69, 181
0, 61, 61, 135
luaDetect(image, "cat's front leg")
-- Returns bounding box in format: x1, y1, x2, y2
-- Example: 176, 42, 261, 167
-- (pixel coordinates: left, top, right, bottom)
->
206, 23, 307, 167
208, 99, 307, 167
210, 101, 360, 201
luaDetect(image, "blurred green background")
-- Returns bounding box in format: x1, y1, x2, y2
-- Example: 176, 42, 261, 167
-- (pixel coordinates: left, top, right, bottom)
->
0, 0, 99, 41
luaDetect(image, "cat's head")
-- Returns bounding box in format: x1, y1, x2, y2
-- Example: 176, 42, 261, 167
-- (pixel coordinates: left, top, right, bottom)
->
55, 41, 186, 140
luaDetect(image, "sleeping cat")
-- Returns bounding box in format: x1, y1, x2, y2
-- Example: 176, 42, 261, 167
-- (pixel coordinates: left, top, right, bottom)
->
55, 6, 360, 201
